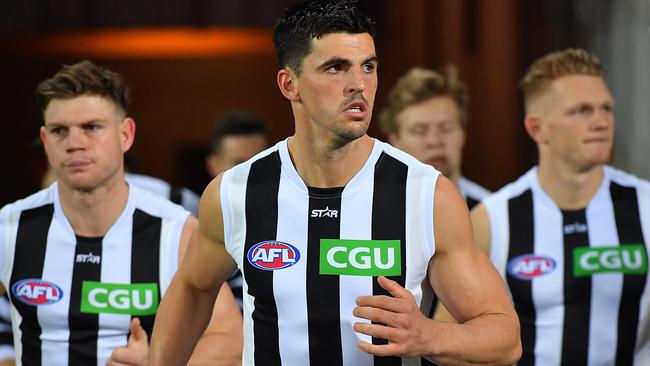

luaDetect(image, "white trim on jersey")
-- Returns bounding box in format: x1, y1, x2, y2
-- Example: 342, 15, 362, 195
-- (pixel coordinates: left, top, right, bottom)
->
458, 176, 490, 204
636, 180, 650, 364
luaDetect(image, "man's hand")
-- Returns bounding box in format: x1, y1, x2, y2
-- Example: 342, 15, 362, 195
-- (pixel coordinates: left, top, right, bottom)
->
107, 318, 149, 366
353, 276, 432, 358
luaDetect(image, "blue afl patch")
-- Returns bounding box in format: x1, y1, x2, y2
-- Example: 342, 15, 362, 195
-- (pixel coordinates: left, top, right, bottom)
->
507, 254, 556, 280
247, 241, 301, 271
12, 278, 64, 306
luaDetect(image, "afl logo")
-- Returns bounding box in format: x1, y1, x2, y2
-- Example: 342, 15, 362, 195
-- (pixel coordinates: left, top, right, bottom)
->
12, 279, 64, 306
507, 254, 556, 280
247, 241, 301, 271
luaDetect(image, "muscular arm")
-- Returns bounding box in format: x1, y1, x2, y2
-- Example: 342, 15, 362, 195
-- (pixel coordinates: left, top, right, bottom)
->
180, 220, 243, 365
433, 202, 493, 323
354, 177, 519, 365
149, 175, 238, 366
425, 177, 519, 365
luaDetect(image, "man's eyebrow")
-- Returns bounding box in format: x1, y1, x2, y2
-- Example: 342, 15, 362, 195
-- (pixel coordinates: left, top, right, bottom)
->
363, 56, 379, 65
318, 57, 352, 69
318, 55, 379, 69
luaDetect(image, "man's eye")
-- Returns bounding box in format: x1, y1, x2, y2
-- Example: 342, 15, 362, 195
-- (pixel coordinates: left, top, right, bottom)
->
362, 63, 375, 73
326, 64, 343, 73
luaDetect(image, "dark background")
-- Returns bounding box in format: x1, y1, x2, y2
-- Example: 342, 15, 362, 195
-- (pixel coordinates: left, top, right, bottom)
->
0, 0, 602, 204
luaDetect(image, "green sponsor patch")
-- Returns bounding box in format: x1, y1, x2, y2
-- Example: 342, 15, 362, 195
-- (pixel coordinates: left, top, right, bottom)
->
574, 244, 647, 277
80, 281, 158, 315
319, 239, 401, 276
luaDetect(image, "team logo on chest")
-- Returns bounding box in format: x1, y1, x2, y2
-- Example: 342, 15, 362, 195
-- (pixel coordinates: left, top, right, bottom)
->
80, 281, 159, 315
574, 244, 647, 277
247, 241, 301, 270
319, 239, 401, 276
76, 252, 101, 264
12, 279, 64, 306
507, 254, 556, 280
311, 206, 338, 218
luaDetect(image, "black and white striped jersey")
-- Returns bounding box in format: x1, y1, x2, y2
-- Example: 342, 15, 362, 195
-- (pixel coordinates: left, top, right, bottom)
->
458, 176, 490, 210
0, 182, 190, 366
483, 166, 650, 366
220, 139, 440, 366
125, 173, 200, 216
0, 295, 12, 360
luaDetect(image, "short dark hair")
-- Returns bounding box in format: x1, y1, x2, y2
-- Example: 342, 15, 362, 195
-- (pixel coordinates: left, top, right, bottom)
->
210, 111, 269, 154
36, 60, 130, 115
272, 0, 375, 74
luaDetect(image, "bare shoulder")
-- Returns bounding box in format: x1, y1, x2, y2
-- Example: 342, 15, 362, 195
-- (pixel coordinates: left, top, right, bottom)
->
198, 174, 226, 242
469, 203, 491, 255
433, 176, 473, 255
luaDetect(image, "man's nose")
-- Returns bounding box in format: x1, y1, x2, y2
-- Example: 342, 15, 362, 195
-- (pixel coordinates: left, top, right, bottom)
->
346, 69, 366, 95
66, 127, 87, 151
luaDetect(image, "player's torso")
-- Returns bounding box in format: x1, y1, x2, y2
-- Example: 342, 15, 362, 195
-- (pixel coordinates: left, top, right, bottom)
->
488, 167, 650, 366
0, 185, 186, 366
222, 141, 439, 366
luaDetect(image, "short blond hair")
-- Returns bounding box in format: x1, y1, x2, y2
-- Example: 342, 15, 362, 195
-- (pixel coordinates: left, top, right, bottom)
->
521, 48, 604, 111
379, 65, 468, 135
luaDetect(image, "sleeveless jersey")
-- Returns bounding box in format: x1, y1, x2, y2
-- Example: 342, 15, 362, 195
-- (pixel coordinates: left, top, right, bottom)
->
220, 139, 439, 366
458, 176, 490, 210
0, 296, 12, 360
125, 173, 200, 216
0, 183, 190, 366
483, 166, 650, 366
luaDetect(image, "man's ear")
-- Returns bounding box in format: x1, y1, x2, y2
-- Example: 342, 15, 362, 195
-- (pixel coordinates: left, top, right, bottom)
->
205, 154, 222, 178
277, 68, 300, 102
120, 117, 136, 153
40, 126, 47, 146
524, 114, 545, 144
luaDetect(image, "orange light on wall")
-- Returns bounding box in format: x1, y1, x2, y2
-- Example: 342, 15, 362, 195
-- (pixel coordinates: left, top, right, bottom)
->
7, 27, 274, 57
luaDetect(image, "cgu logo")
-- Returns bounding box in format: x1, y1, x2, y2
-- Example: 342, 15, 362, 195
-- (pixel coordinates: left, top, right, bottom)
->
247, 241, 301, 271
320, 239, 401, 276
81, 281, 158, 316
507, 254, 556, 280
12, 279, 64, 306
311, 207, 338, 218
574, 244, 647, 277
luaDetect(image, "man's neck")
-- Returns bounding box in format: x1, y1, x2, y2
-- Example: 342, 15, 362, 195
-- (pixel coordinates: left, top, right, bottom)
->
287, 133, 374, 188
537, 159, 605, 210
58, 176, 130, 237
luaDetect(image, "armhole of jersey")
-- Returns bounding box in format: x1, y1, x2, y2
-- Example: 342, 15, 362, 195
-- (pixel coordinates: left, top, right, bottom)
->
220, 170, 233, 255
486, 198, 509, 279
160, 212, 188, 294
426, 172, 438, 258
1, 208, 19, 290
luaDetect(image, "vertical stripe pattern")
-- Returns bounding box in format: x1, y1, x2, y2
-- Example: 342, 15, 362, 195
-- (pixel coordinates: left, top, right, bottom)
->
243, 152, 282, 366
610, 183, 647, 365
306, 187, 343, 366
485, 167, 650, 365
372, 153, 407, 366
68, 236, 102, 365
560, 209, 590, 365
10, 204, 53, 366
131, 209, 162, 338
223, 141, 439, 366
506, 190, 535, 366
